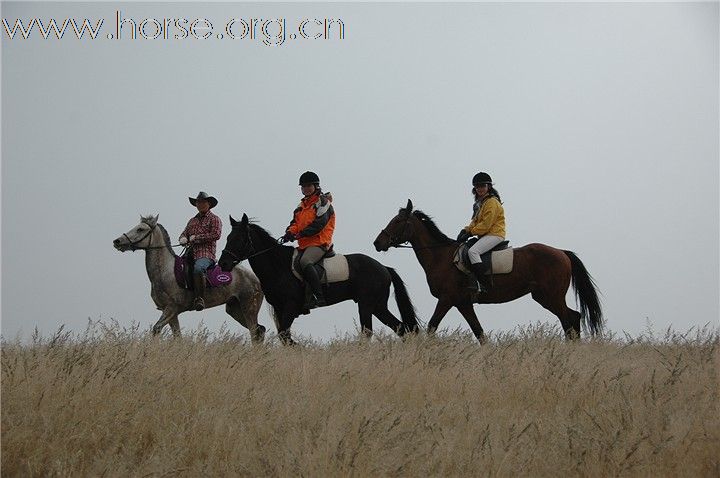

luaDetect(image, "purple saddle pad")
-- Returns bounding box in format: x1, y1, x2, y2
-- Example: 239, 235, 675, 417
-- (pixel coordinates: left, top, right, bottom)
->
174, 257, 233, 288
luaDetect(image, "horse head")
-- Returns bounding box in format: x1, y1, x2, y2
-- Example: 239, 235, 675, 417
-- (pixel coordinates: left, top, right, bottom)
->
374, 199, 415, 251
113, 215, 159, 252
219, 213, 252, 271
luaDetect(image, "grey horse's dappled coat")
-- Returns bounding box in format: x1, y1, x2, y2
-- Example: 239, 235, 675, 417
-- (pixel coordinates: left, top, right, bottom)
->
113, 215, 266, 341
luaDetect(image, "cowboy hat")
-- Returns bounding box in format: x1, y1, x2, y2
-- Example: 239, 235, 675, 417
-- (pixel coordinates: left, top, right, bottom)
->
189, 191, 218, 209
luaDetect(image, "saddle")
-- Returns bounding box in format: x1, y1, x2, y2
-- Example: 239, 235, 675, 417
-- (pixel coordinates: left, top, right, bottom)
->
291, 247, 350, 284
173, 254, 232, 290
453, 238, 514, 275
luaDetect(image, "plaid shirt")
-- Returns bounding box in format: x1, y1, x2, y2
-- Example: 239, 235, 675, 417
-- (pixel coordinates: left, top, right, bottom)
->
180, 211, 222, 261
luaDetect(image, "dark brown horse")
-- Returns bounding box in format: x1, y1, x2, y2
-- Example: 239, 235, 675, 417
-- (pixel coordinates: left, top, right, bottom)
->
373, 200, 603, 342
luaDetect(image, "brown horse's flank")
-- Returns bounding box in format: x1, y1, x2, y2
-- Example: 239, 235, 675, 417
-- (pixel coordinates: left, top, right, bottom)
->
374, 202, 602, 342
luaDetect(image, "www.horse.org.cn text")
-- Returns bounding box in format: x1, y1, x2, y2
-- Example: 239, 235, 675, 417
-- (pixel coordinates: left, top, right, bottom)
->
2, 10, 346, 46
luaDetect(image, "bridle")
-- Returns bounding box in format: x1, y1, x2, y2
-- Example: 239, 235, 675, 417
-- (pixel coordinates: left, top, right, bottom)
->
122, 223, 181, 251
123, 223, 158, 251
379, 214, 414, 248
222, 226, 280, 265
380, 213, 459, 250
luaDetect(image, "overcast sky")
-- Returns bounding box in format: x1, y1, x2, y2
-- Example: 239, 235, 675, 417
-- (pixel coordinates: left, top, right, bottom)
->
2, 2, 718, 342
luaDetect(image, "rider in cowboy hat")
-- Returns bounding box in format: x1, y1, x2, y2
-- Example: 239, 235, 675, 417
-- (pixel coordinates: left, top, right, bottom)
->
456, 172, 506, 293
179, 191, 222, 311
281, 171, 335, 308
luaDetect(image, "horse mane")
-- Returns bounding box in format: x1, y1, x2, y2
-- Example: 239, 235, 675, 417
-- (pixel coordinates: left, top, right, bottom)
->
245, 221, 295, 302
247, 221, 277, 244
141, 216, 177, 256
247, 221, 293, 263
412, 210, 456, 245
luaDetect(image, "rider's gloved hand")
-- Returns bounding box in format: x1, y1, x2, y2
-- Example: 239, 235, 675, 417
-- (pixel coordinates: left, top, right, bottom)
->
456, 229, 471, 242
179, 236, 188, 245
281, 231, 296, 243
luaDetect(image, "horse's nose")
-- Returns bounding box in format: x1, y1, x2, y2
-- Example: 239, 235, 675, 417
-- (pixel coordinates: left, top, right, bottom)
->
113, 238, 120, 245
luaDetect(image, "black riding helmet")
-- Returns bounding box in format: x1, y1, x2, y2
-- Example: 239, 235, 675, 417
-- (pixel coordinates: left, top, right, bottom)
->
299, 171, 320, 186
472, 172, 493, 186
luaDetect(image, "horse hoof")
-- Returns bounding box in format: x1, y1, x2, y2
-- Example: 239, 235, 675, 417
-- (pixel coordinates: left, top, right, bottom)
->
253, 326, 266, 343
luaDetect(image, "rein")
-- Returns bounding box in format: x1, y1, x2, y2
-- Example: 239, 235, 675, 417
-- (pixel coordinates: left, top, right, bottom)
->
222, 244, 278, 262
390, 242, 455, 250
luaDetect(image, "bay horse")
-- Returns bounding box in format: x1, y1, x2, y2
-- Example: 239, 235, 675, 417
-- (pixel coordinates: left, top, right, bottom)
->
218, 214, 419, 345
373, 200, 603, 342
113, 215, 266, 341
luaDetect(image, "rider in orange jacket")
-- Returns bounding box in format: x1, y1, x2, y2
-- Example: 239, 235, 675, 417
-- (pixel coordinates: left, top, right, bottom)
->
282, 171, 335, 307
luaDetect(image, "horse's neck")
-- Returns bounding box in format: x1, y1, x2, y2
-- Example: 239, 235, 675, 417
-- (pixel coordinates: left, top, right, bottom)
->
144, 229, 176, 284
247, 232, 290, 285
410, 219, 454, 273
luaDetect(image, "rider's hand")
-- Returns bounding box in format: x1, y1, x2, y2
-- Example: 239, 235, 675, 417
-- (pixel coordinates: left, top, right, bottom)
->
456, 229, 471, 242
281, 231, 296, 243
179, 236, 188, 246
189, 235, 197, 243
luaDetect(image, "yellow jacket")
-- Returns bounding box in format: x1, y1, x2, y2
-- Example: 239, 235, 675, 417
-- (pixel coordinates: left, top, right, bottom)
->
465, 196, 506, 238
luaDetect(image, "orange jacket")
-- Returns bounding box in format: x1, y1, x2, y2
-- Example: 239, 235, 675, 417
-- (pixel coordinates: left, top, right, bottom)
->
286, 191, 335, 250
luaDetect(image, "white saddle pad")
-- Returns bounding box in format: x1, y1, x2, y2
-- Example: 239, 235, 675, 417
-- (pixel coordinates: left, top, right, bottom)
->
453, 247, 514, 275
292, 249, 350, 284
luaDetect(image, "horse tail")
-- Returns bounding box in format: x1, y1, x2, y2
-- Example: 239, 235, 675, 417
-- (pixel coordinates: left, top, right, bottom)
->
564, 250, 603, 335
386, 267, 420, 333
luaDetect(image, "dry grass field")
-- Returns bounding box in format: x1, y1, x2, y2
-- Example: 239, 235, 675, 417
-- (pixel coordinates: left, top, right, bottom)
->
2, 322, 718, 477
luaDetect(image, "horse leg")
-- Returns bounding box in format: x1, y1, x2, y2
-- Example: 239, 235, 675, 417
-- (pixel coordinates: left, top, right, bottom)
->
152, 308, 177, 336
168, 315, 181, 338
455, 302, 486, 343
357, 302, 374, 339
531, 291, 581, 340
565, 309, 582, 340
373, 307, 406, 337
226, 297, 266, 344
277, 309, 297, 346
427, 300, 452, 335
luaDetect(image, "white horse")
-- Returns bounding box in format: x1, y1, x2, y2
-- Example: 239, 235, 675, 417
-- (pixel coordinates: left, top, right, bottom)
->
113, 215, 266, 341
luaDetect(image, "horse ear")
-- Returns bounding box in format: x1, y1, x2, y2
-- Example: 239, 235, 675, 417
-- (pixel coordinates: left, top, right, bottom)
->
241, 213, 249, 225
406, 199, 413, 212
229, 215, 237, 226
148, 215, 158, 227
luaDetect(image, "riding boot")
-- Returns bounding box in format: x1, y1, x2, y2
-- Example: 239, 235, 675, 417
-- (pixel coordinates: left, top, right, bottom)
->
301, 264, 327, 308
193, 272, 207, 311
470, 262, 491, 293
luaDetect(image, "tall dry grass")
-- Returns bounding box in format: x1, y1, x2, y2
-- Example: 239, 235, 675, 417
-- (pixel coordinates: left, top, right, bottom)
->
2, 321, 718, 477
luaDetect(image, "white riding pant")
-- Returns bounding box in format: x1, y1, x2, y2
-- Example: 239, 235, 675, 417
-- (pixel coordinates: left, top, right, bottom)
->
468, 235, 504, 264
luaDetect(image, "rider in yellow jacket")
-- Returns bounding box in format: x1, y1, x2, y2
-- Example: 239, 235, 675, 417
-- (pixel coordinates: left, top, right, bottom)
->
457, 172, 506, 292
